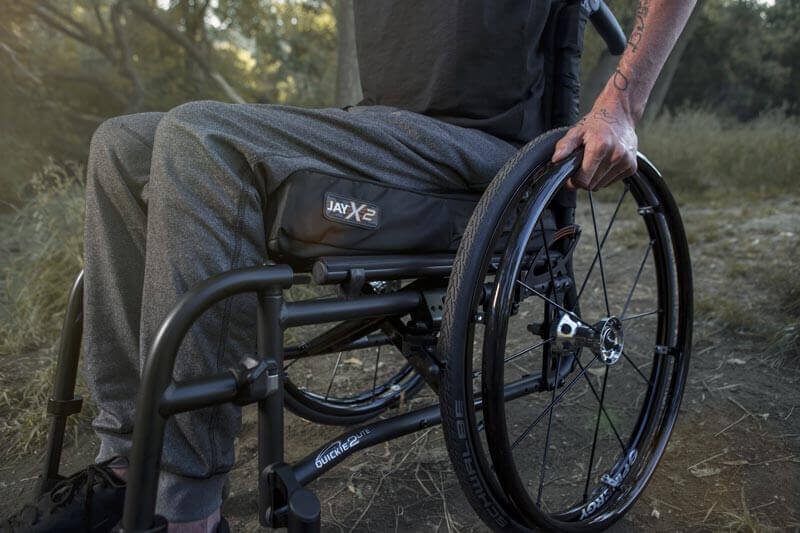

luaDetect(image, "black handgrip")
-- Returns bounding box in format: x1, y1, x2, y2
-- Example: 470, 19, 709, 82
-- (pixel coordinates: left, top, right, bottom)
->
590, 1, 628, 56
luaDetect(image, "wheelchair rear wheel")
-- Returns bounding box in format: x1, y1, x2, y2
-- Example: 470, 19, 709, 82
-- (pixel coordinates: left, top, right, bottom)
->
439, 131, 692, 531
283, 302, 425, 425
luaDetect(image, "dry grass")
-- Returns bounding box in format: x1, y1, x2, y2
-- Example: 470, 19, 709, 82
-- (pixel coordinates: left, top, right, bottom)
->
639, 109, 800, 199
0, 160, 85, 353
687, 196, 799, 370
637, 111, 800, 369
760, 242, 800, 364
0, 160, 88, 463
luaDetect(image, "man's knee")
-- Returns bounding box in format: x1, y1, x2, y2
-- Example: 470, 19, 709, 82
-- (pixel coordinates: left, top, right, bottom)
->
151, 100, 254, 192
154, 100, 232, 147
90, 113, 159, 161
89, 116, 130, 165
87, 113, 160, 193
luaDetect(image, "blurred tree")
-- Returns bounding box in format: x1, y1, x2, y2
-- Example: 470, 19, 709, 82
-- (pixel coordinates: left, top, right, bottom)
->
0, 0, 337, 200
663, 0, 800, 119
334, 0, 361, 107
2, 0, 796, 202
641, 0, 705, 125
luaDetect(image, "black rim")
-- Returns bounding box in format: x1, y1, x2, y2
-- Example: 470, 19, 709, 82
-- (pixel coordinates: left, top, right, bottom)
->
464, 161, 691, 530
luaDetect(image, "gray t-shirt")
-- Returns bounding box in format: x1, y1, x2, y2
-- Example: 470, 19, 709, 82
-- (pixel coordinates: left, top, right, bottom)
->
353, 0, 552, 144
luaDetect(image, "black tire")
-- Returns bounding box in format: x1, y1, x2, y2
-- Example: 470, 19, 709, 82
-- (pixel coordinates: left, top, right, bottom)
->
439, 130, 693, 531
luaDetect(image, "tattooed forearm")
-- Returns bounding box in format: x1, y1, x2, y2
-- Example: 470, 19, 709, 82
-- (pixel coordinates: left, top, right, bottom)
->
628, 0, 652, 53
587, 1, 698, 121
612, 0, 652, 94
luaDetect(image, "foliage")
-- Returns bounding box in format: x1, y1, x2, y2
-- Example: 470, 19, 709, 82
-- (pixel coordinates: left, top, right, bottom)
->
665, 0, 800, 120
0, 161, 88, 463
639, 108, 800, 198
0, 0, 337, 203
0, 161, 85, 354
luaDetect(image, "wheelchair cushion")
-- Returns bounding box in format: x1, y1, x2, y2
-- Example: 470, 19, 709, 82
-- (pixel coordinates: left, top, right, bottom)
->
266, 170, 482, 266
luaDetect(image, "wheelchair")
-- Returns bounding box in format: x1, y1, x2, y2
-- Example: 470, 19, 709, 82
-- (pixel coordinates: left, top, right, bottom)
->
37, 1, 693, 531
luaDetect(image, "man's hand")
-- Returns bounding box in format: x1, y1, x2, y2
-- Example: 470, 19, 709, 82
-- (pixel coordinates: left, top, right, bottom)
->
552, 100, 638, 191
550, 0, 698, 191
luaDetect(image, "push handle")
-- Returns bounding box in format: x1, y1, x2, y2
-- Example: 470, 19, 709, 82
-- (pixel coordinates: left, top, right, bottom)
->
589, 1, 628, 56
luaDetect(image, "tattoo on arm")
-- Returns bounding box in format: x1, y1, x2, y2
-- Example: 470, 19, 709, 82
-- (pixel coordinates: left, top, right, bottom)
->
579, 108, 620, 126
612, 0, 651, 94
612, 69, 629, 91
628, 0, 652, 53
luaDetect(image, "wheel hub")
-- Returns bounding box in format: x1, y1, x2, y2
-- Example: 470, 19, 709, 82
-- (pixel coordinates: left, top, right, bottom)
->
554, 314, 624, 366
598, 316, 624, 365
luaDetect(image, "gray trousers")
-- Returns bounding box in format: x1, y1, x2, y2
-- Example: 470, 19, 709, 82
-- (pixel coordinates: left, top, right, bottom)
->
83, 101, 515, 521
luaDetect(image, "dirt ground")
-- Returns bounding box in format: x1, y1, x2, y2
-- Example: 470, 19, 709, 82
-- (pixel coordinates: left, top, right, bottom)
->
1, 194, 798, 532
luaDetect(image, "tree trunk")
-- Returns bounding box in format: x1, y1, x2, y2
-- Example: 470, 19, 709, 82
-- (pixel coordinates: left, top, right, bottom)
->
641, 1, 705, 125
334, 0, 362, 107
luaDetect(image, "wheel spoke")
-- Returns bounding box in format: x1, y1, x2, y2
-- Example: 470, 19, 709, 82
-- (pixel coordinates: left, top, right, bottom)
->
573, 358, 627, 452
537, 351, 563, 506
583, 366, 610, 502
588, 191, 611, 316
370, 345, 382, 402
505, 338, 553, 366
622, 349, 654, 387
621, 310, 658, 322
573, 186, 628, 312
511, 352, 601, 450
283, 358, 299, 372
324, 351, 344, 401
621, 240, 654, 320
473, 338, 553, 378
516, 279, 599, 334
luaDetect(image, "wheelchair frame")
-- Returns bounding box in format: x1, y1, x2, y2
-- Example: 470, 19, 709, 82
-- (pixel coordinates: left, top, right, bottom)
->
40, 222, 578, 531
35, 1, 646, 531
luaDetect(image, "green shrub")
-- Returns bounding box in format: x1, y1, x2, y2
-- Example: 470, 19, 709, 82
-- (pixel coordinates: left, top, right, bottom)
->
639, 109, 800, 199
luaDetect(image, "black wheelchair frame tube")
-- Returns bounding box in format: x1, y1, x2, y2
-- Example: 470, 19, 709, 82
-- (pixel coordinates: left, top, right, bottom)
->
122, 265, 294, 532
292, 374, 544, 486
39, 270, 85, 494
258, 284, 285, 528
120, 263, 426, 531
284, 330, 390, 360
281, 292, 421, 328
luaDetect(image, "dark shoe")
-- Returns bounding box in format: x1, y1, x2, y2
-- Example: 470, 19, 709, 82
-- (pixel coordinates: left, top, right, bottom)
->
217, 517, 230, 533
2, 458, 126, 532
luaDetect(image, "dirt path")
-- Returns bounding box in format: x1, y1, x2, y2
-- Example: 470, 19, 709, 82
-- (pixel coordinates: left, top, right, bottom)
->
1, 196, 798, 531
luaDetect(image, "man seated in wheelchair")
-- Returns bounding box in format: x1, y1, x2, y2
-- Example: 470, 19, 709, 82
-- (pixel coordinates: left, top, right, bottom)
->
4, 1, 695, 531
